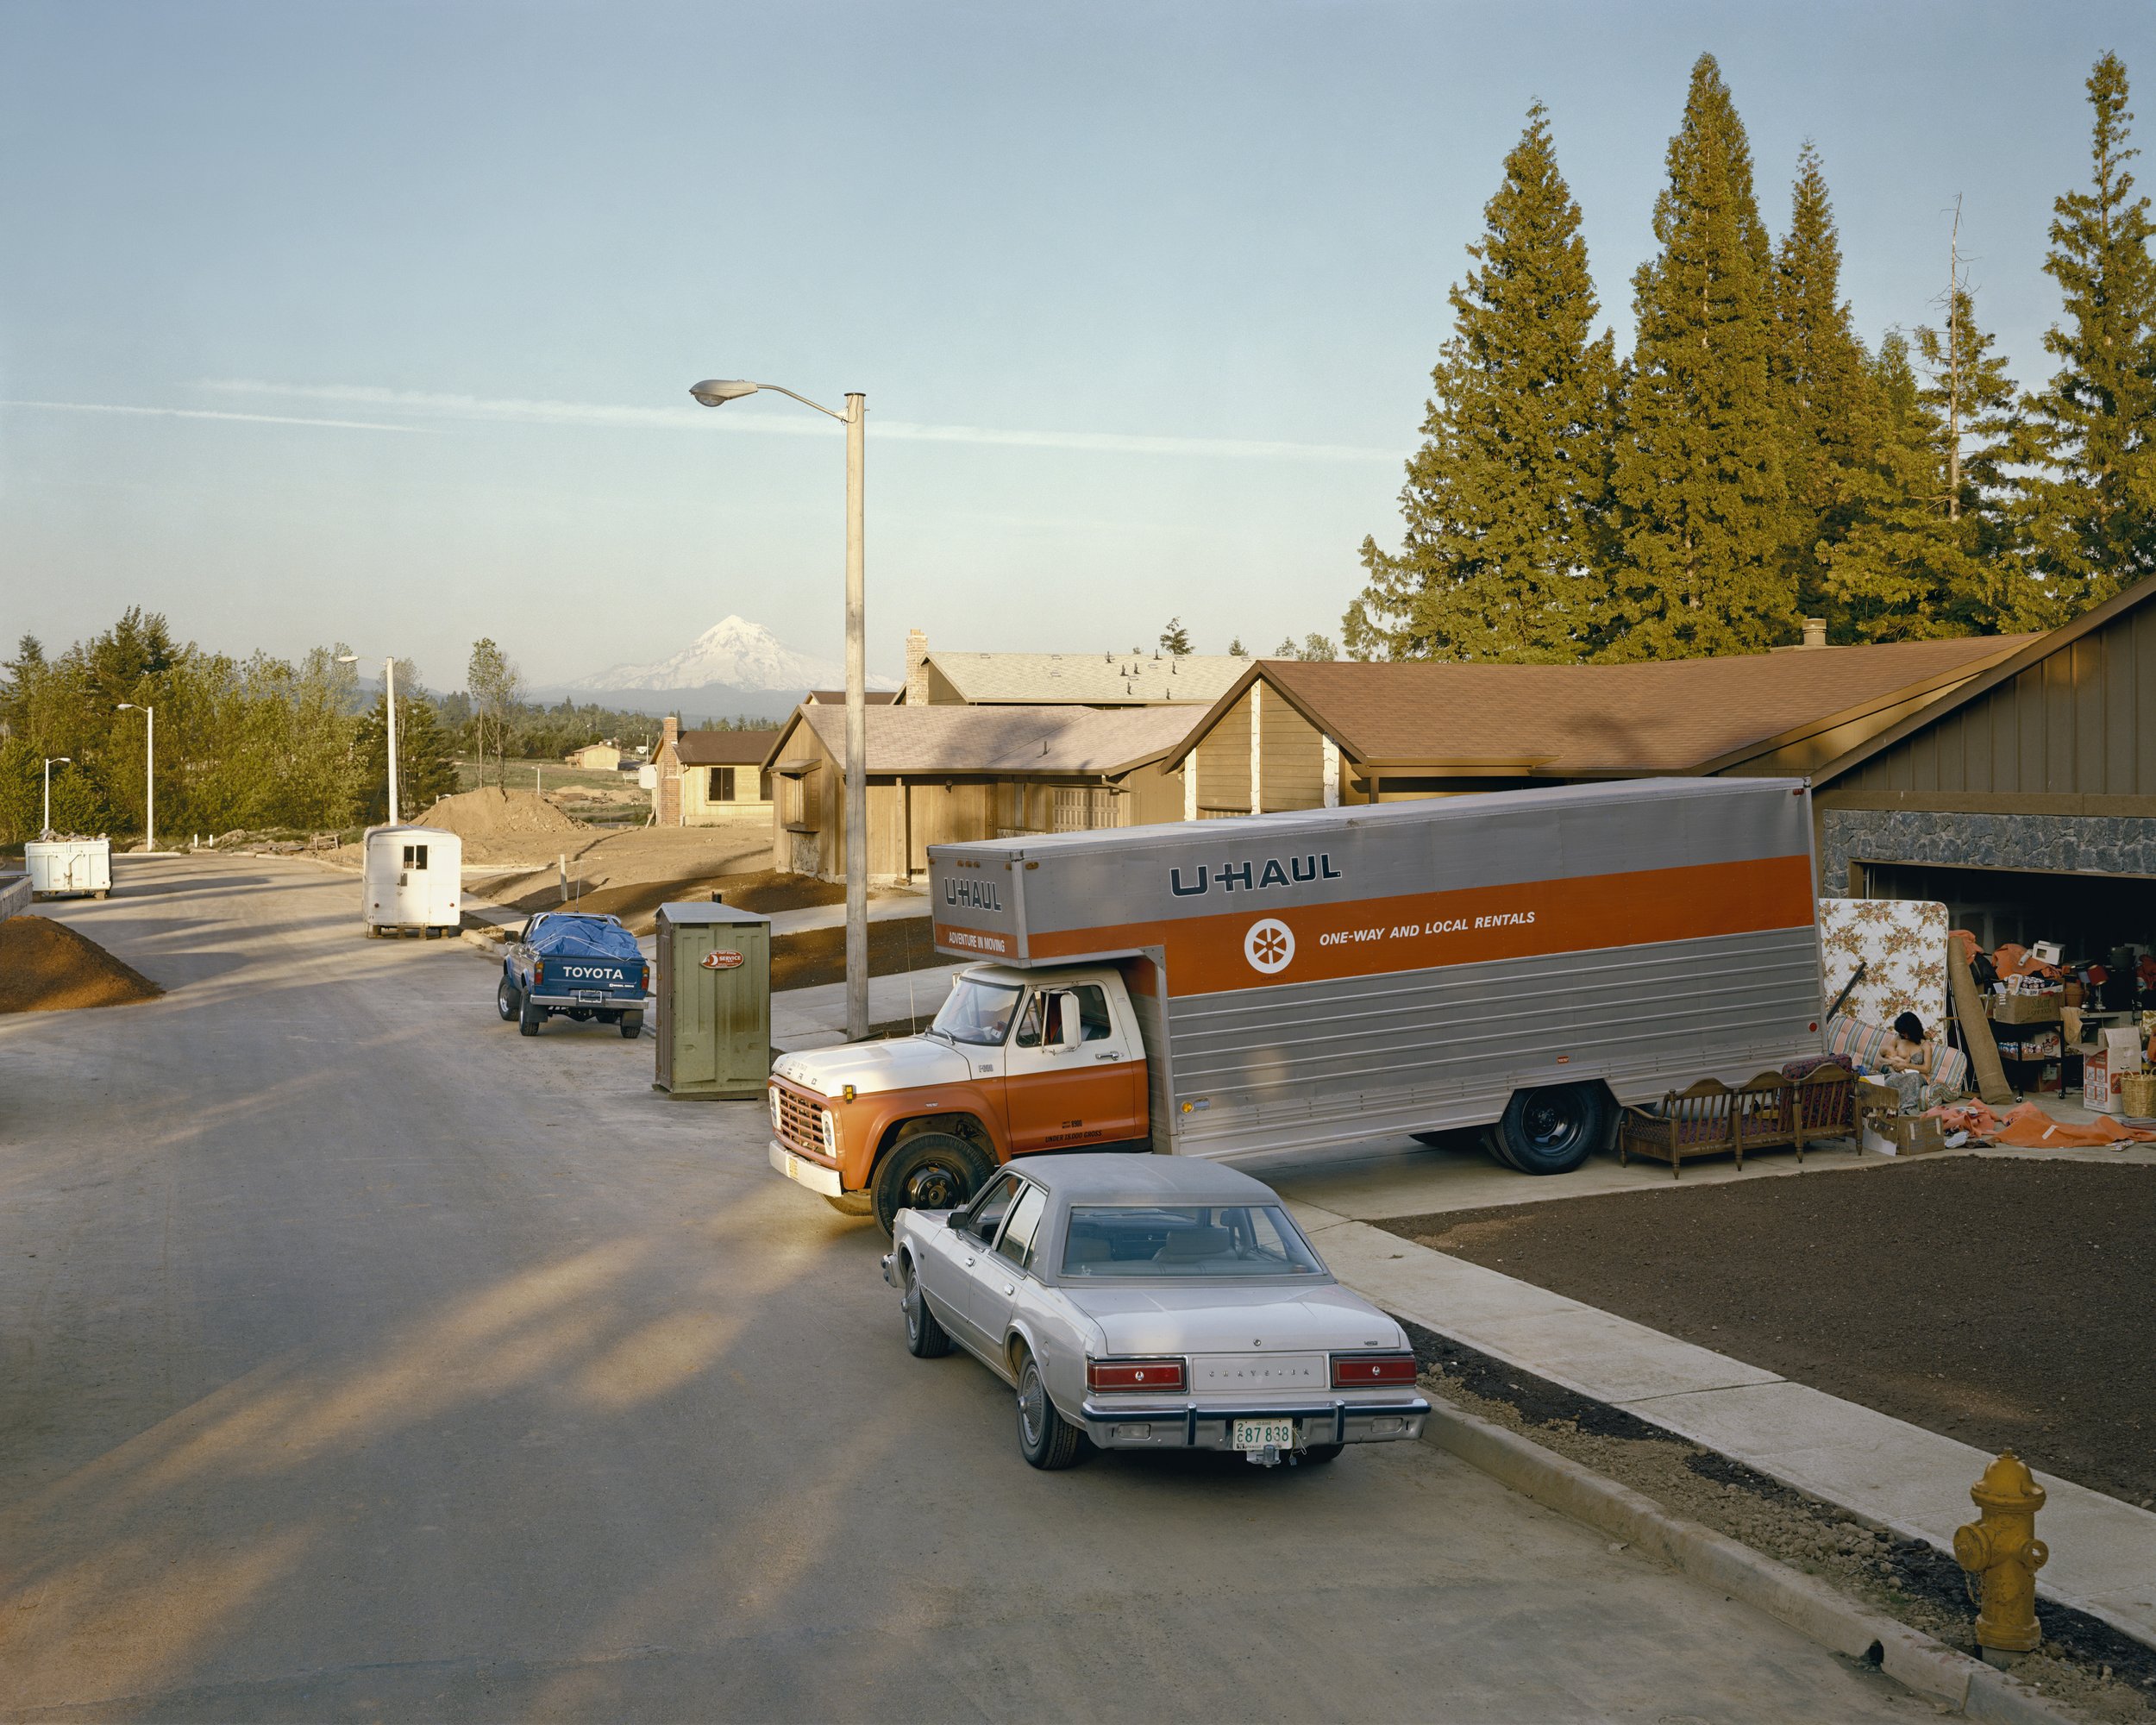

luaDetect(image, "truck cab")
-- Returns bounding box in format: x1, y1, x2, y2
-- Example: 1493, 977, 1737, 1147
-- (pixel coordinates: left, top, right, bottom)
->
768, 963, 1150, 1231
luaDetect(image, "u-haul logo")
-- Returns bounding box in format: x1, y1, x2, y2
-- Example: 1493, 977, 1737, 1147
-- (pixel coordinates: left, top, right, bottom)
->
1170, 852, 1341, 897
943, 878, 1003, 912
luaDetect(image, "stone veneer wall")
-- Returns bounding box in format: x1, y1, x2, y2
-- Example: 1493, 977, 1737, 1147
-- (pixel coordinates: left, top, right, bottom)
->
1819, 808, 2156, 894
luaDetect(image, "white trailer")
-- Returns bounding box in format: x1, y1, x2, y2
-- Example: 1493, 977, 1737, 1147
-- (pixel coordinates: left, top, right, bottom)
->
27, 837, 112, 900
361, 824, 462, 938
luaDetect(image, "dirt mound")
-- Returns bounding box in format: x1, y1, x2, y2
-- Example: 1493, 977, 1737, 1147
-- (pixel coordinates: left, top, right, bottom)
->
423, 788, 585, 840
0, 915, 163, 1013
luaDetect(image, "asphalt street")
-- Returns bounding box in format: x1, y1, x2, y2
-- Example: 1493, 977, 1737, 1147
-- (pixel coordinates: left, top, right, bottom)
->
1, 855, 1934, 1722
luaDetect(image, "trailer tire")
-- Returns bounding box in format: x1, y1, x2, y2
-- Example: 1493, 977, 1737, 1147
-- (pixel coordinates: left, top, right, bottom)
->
518, 991, 543, 1037
497, 976, 521, 1021
872, 1133, 992, 1236
1497, 1083, 1606, 1176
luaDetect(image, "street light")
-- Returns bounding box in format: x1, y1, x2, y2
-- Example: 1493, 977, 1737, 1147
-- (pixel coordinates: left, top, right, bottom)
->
115, 703, 154, 853
690, 377, 871, 1043
41, 756, 70, 837
337, 654, 399, 825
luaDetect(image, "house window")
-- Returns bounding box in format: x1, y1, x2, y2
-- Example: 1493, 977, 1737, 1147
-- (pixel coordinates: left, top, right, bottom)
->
711, 767, 736, 801
758, 769, 773, 801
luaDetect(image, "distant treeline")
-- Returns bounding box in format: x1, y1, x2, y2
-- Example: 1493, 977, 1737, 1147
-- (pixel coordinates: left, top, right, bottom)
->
0, 612, 761, 844
1347, 52, 2156, 662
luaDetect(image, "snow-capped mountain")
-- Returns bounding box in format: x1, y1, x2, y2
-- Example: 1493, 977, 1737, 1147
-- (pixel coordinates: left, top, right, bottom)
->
571, 616, 884, 693
549, 617, 899, 721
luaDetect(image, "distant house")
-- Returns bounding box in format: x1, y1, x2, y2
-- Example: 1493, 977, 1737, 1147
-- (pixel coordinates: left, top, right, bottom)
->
760, 701, 1196, 881
563, 742, 623, 771
894, 627, 1246, 707
649, 717, 780, 825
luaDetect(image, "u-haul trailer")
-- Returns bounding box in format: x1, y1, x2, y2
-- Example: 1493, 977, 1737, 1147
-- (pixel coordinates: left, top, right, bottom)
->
767, 777, 1826, 1231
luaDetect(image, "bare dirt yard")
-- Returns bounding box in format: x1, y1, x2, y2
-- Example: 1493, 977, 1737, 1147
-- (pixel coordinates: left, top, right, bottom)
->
771, 916, 944, 992
1380, 1157, 2156, 1509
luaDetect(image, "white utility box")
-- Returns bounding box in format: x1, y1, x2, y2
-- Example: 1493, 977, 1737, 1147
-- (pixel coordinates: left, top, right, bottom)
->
360, 824, 462, 938
27, 837, 112, 900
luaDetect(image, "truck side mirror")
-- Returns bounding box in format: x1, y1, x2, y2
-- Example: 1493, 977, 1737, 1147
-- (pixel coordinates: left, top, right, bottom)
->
1055, 991, 1084, 1051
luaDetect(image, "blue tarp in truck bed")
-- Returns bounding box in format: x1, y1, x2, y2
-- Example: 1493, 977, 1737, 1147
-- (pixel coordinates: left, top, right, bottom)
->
529, 915, 642, 961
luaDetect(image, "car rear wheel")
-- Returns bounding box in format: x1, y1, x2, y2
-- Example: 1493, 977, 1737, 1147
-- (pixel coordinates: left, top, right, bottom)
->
617, 1012, 643, 1039
1497, 1082, 1607, 1176
517, 990, 543, 1037
871, 1133, 991, 1236
496, 977, 520, 1022
899, 1255, 951, 1358
1014, 1348, 1086, 1470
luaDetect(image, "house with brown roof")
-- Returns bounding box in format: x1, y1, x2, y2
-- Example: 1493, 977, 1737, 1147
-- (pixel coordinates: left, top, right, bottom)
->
893, 627, 1248, 707
1163, 633, 2037, 820
649, 716, 781, 825
758, 701, 1194, 880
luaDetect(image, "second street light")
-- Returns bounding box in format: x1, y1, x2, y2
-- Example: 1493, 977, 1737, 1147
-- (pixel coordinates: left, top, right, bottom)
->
116, 703, 154, 854
41, 756, 70, 837
689, 378, 871, 1044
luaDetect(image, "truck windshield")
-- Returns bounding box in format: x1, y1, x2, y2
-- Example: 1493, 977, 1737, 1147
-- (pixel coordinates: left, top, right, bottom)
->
1060, 1205, 1326, 1279
931, 977, 1022, 1045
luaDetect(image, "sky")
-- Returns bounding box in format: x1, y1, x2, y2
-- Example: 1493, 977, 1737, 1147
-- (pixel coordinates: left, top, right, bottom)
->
2, 1, 2148, 691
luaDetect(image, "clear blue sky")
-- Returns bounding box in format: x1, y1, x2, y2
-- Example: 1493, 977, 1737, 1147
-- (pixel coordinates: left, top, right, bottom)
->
2, 2, 2146, 688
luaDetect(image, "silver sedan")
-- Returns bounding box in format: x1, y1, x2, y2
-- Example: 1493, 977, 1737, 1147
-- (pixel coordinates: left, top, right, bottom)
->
881, 1153, 1430, 1470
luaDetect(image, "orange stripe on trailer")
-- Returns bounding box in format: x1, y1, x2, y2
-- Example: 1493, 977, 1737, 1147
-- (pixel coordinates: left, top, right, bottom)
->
1025, 854, 1815, 997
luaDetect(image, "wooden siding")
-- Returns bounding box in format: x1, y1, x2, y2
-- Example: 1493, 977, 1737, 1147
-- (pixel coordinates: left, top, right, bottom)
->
1260, 691, 1325, 811
1833, 605, 2156, 798
1195, 690, 1252, 812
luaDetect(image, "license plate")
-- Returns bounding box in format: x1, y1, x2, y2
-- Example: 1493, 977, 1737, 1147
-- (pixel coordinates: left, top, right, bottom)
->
1232, 1417, 1296, 1452
573, 989, 605, 1003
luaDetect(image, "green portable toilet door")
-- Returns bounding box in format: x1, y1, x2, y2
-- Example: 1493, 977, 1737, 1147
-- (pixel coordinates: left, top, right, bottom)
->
673, 927, 718, 1088
715, 930, 769, 1087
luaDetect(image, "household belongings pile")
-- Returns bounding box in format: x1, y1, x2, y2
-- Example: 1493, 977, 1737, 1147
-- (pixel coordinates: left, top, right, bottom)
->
1823, 1012, 1971, 1109
1925, 1097, 2156, 1149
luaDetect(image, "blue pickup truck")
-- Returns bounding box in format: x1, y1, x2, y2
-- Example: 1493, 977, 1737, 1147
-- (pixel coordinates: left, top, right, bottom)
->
496, 912, 649, 1038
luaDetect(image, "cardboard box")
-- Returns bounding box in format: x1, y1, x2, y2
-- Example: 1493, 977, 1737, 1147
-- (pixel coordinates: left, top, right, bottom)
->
1993, 994, 2064, 1025
1877, 1114, 1946, 1157
2102, 1027, 2146, 1073
2086, 1051, 2122, 1114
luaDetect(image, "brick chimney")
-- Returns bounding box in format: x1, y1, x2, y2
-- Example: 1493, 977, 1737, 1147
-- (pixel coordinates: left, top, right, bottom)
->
906, 628, 930, 705
661, 713, 681, 750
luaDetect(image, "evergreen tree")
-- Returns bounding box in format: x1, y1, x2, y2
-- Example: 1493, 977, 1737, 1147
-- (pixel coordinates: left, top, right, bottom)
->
2019, 52, 2156, 610
1771, 143, 1880, 620
354, 690, 458, 825
1158, 618, 1193, 656
1226, 637, 1247, 657
1346, 104, 1617, 662
1605, 55, 1792, 659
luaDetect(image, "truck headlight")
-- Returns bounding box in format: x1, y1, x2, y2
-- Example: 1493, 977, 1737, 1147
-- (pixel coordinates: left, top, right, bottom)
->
821, 1110, 839, 1157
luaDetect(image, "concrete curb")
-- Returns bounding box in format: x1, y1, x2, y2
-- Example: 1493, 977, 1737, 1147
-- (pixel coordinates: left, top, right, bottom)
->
1420, 1394, 2071, 1723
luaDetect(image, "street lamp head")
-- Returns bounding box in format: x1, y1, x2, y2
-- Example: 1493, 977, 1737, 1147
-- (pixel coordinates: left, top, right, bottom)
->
690, 379, 760, 407
51, 756, 69, 765
117, 702, 137, 712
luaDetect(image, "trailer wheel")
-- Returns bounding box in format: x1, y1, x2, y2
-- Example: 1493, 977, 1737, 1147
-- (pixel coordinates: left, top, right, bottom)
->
872, 1133, 991, 1236
1496, 1083, 1606, 1176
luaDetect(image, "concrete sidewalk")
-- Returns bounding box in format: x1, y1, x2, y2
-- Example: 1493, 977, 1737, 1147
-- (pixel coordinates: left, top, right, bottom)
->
1299, 1203, 2156, 1651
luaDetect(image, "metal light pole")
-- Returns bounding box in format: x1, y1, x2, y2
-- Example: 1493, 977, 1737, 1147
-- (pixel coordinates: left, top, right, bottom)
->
338, 655, 399, 824
116, 704, 154, 852
690, 379, 871, 1042
41, 756, 70, 837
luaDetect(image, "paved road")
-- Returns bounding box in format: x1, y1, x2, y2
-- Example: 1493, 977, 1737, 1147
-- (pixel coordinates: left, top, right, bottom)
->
1, 856, 1931, 1722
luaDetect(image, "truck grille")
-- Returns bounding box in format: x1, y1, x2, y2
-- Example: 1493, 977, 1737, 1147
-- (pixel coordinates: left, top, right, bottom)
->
774, 1084, 829, 1158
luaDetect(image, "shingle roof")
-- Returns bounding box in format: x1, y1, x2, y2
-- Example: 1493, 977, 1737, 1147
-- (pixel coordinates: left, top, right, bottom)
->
675, 728, 781, 766
806, 690, 899, 706
1181, 637, 2040, 775
924, 651, 1249, 705
780, 702, 1198, 775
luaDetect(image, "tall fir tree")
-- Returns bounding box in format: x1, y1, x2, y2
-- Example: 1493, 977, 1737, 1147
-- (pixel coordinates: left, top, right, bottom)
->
2017, 52, 2156, 611
1915, 282, 2054, 631
1344, 104, 1617, 662
1605, 55, 1793, 659
1771, 143, 1880, 622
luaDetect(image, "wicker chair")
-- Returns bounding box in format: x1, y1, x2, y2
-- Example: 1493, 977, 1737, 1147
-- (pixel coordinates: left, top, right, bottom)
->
1619, 1078, 1737, 1179
1733, 1071, 1797, 1164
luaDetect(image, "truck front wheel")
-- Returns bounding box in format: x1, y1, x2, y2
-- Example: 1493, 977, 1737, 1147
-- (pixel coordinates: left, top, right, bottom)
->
1497, 1083, 1607, 1176
872, 1133, 991, 1236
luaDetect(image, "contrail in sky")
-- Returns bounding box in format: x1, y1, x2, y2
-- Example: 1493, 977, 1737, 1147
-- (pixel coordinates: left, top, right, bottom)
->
197, 380, 1396, 463
0, 398, 431, 433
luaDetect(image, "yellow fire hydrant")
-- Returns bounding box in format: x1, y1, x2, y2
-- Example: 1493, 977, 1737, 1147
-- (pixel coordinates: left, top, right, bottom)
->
1953, 1450, 2048, 1665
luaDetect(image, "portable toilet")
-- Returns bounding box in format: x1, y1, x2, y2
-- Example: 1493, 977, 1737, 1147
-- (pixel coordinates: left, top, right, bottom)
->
361, 823, 462, 938
653, 900, 772, 1098
26, 836, 113, 900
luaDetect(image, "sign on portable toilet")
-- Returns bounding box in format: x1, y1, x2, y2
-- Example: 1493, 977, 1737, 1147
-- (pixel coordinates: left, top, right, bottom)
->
655, 901, 772, 1098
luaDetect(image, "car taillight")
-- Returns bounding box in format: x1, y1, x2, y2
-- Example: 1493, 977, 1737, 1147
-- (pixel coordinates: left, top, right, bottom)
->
1087, 1358, 1185, 1393
1331, 1352, 1418, 1388
641, 963, 650, 992
533, 960, 544, 986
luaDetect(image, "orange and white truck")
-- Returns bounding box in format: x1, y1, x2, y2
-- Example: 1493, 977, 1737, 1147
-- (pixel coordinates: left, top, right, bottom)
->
768, 777, 1825, 1230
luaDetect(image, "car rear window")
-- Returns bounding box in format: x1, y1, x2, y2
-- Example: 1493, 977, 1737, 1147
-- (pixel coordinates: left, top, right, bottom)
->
1059, 1205, 1325, 1278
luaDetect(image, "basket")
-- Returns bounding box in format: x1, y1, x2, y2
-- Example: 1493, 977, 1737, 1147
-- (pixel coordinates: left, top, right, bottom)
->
2120, 1072, 2156, 1120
